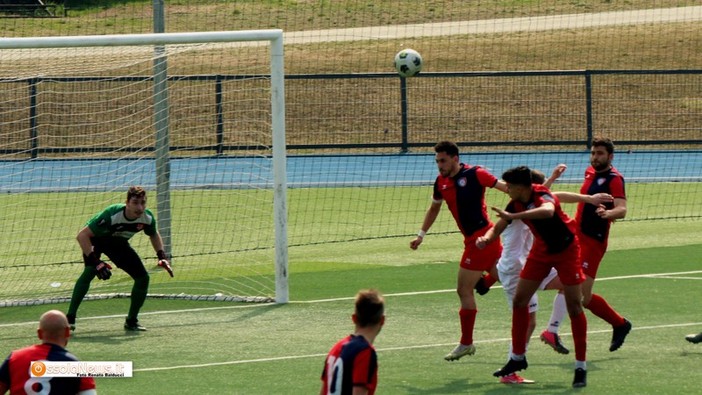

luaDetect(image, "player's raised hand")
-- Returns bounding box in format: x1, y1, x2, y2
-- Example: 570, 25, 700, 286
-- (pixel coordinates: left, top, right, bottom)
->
551, 164, 567, 180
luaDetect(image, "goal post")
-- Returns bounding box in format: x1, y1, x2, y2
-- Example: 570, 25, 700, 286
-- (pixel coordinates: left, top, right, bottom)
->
0, 30, 288, 305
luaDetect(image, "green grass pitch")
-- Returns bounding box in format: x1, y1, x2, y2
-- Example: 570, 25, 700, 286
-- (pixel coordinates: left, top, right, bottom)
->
1, 218, 701, 394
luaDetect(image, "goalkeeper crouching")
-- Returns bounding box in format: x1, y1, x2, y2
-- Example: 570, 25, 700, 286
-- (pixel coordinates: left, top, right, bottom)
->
66, 186, 173, 332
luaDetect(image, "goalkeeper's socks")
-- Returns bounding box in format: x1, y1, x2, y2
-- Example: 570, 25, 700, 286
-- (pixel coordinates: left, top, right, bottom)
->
66, 314, 76, 331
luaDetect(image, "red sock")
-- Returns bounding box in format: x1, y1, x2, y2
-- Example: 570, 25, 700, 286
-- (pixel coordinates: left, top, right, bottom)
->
570, 311, 588, 362
585, 293, 625, 327
512, 306, 529, 355
459, 308, 477, 345
483, 273, 497, 287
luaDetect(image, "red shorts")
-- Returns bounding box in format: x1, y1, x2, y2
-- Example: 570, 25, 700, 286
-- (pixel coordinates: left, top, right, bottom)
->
460, 226, 502, 271
579, 233, 607, 278
520, 238, 585, 286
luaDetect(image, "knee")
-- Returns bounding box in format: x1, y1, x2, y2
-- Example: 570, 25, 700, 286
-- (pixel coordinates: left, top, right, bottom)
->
134, 274, 150, 287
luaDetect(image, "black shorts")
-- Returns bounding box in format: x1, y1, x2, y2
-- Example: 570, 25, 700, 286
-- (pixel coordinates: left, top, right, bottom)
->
91, 237, 148, 279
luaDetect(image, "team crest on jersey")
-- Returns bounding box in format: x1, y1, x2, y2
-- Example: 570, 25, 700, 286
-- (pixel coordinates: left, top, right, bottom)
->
136, 224, 144, 231
457, 177, 467, 187
597, 177, 606, 185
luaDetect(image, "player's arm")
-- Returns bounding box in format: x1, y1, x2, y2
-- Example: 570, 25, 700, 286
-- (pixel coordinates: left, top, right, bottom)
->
552, 191, 613, 206
510, 201, 555, 220
475, 216, 508, 249
150, 232, 174, 277
598, 197, 627, 220
410, 200, 441, 250
76, 226, 96, 256
352, 386, 370, 395
149, 232, 165, 253
543, 164, 567, 189
493, 179, 508, 193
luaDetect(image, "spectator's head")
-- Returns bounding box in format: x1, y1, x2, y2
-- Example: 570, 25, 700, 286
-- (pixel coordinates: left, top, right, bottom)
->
38, 310, 71, 347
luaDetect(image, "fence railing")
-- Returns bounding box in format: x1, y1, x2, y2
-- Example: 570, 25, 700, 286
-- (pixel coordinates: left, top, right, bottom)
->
3, 69, 701, 158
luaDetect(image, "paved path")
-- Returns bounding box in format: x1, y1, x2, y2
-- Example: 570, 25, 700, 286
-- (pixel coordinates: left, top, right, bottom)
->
284, 6, 702, 44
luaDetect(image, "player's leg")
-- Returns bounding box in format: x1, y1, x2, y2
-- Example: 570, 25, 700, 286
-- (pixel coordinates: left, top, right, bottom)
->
102, 238, 150, 331
445, 235, 501, 361
445, 266, 481, 361
493, 277, 540, 377
539, 271, 570, 354
555, 243, 588, 388
580, 235, 631, 351
66, 266, 98, 330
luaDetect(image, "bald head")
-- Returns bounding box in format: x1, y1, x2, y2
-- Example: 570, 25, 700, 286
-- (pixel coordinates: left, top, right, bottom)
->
38, 310, 70, 347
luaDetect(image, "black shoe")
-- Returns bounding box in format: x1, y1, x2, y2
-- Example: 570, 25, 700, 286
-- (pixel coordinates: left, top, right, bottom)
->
685, 332, 702, 344
493, 357, 528, 377
67, 314, 76, 331
572, 368, 587, 388
474, 276, 490, 296
124, 319, 147, 331
610, 319, 632, 351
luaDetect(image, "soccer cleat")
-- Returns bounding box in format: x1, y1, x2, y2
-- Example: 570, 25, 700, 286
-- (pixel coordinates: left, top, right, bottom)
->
540, 330, 570, 354
443, 343, 476, 361
500, 372, 534, 384
124, 319, 147, 331
493, 357, 528, 377
572, 368, 587, 388
474, 276, 490, 296
685, 332, 702, 344
609, 319, 632, 352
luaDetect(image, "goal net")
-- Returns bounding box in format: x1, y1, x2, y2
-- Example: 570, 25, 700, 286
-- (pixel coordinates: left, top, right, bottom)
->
0, 30, 288, 305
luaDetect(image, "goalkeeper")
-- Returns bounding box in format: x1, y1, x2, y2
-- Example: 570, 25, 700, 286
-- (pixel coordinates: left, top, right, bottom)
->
66, 186, 173, 332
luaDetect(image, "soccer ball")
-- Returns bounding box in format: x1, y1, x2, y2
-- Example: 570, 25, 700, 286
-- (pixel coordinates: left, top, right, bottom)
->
394, 48, 423, 77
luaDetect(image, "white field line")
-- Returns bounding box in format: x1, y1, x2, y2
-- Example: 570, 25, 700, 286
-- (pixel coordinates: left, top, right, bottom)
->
134, 321, 702, 372
2, 269, 700, 330
2, 269, 701, 372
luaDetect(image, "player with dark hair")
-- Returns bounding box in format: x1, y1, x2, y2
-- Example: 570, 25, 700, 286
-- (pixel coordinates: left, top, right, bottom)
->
539, 137, 632, 353
476, 166, 589, 388
66, 186, 173, 332
0, 310, 97, 395
320, 289, 385, 395
494, 168, 563, 384
410, 141, 508, 361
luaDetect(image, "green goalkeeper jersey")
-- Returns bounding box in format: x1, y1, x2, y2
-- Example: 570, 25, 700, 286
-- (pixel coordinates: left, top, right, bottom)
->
86, 204, 157, 240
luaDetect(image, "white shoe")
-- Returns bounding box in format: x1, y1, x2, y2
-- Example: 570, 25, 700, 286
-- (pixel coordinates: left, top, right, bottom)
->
444, 343, 475, 361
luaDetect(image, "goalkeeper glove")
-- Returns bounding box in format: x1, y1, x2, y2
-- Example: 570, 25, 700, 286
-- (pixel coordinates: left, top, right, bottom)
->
157, 250, 174, 277
84, 252, 112, 280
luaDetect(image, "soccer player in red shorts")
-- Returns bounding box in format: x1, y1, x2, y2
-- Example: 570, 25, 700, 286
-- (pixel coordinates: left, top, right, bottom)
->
476, 166, 588, 388
321, 289, 385, 395
541, 137, 632, 353
410, 141, 507, 361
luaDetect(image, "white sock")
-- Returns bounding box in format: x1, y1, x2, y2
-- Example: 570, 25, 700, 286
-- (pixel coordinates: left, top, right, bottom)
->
575, 360, 587, 370
548, 292, 567, 333
512, 353, 525, 361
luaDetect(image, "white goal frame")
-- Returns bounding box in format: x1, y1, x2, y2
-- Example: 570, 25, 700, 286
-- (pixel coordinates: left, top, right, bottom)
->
0, 30, 289, 303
